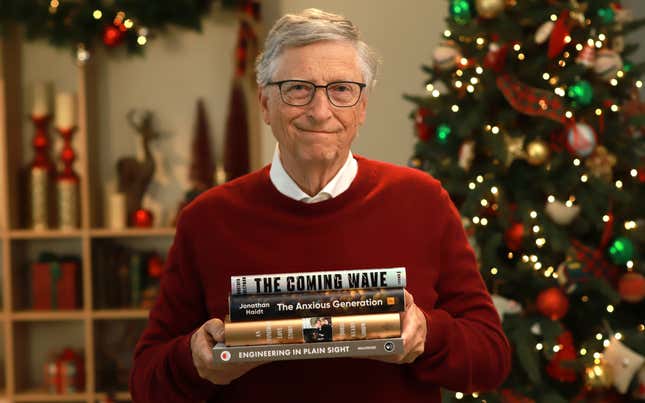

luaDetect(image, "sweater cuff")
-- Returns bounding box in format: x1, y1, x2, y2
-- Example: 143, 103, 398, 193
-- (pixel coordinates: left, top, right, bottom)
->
420, 307, 452, 357
174, 331, 220, 398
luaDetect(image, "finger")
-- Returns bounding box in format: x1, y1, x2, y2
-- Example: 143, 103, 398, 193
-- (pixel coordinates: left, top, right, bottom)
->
204, 318, 225, 343
404, 289, 414, 310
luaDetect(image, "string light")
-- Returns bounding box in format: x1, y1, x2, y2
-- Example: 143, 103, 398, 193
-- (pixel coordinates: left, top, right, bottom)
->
603, 339, 611, 347
507, 252, 514, 259
558, 60, 566, 67
575, 43, 583, 51
460, 57, 468, 65
602, 214, 610, 222
522, 255, 530, 263
595, 40, 603, 48
596, 333, 603, 341
606, 305, 614, 313
580, 348, 587, 355
481, 218, 488, 226
124, 19, 134, 29
627, 261, 634, 269
595, 108, 602, 116
467, 85, 475, 93
581, 295, 589, 302
631, 169, 638, 177
550, 77, 559, 85
490, 267, 498, 275
587, 38, 595, 46
611, 104, 619, 112
455, 81, 463, 88
610, 78, 618, 86
444, 30, 452, 37
432, 89, 440, 97
532, 225, 540, 233
491, 186, 498, 194
573, 158, 581, 166
615, 180, 623, 189
550, 14, 558, 21
553, 345, 561, 352
472, 393, 479, 398
536, 262, 544, 271
475, 66, 484, 74
593, 352, 601, 359
555, 87, 565, 97
456, 69, 464, 76
469, 182, 476, 190
581, 174, 588, 182
636, 80, 643, 88
543, 73, 550, 80
455, 392, 464, 399
451, 104, 460, 112
615, 332, 623, 340
564, 35, 572, 43
476, 175, 484, 183
491, 126, 500, 134
518, 53, 525, 60
470, 77, 479, 84
625, 221, 636, 230
473, 217, 480, 224
536, 238, 546, 247
93, 9, 103, 19
481, 199, 489, 207
617, 70, 624, 78
536, 343, 544, 350
598, 33, 606, 41
530, 255, 538, 263
476, 37, 485, 45
565, 111, 573, 119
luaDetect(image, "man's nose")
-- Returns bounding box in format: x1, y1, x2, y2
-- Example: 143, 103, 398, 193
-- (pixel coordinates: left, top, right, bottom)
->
306, 88, 333, 121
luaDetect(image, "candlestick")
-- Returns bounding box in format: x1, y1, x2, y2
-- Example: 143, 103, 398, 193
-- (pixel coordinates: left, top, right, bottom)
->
56, 126, 79, 230
30, 115, 54, 230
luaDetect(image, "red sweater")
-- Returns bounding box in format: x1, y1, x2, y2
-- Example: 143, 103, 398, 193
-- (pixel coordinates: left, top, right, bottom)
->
130, 156, 511, 403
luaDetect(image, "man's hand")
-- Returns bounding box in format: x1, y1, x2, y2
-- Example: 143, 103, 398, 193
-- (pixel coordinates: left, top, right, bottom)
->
190, 318, 266, 385
370, 289, 427, 364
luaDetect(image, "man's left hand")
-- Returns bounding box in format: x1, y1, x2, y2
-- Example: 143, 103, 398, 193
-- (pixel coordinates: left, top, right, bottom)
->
369, 289, 427, 364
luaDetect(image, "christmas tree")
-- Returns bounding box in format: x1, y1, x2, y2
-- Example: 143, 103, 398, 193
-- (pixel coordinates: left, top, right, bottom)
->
408, 1, 645, 402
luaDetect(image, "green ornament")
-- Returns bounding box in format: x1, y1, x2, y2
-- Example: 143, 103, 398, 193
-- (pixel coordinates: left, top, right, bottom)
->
449, 0, 474, 25
608, 236, 634, 265
597, 7, 615, 24
623, 61, 633, 73
567, 80, 593, 106
436, 124, 452, 144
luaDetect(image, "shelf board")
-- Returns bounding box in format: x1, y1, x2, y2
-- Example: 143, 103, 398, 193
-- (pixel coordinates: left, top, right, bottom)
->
95, 390, 132, 401
14, 389, 88, 401
93, 309, 149, 320
90, 227, 175, 238
11, 310, 86, 321
9, 229, 83, 240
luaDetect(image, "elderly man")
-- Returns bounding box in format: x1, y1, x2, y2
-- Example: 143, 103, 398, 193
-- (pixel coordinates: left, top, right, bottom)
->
130, 8, 510, 403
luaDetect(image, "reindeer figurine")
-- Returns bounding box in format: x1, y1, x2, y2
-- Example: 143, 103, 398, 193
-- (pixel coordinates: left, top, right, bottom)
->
116, 110, 159, 225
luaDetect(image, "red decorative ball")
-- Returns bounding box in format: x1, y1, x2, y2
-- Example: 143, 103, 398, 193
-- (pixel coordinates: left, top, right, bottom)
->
484, 42, 509, 73
415, 107, 433, 141
618, 272, 645, 303
103, 25, 124, 48
504, 222, 525, 251
132, 208, 154, 227
546, 331, 578, 382
536, 287, 569, 320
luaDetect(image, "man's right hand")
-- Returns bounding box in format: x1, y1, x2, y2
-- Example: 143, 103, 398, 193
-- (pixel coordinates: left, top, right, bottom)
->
190, 318, 266, 385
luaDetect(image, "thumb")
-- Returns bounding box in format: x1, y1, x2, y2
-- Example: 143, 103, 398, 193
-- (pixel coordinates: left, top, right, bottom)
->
204, 318, 225, 343
404, 289, 414, 311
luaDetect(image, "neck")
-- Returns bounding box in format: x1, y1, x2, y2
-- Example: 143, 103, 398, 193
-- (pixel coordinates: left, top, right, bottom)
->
280, 151, 347, 196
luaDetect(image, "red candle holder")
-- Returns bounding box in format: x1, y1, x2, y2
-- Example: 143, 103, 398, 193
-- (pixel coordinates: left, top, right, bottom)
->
56, 126, 80, 229
30, 114, 54, 230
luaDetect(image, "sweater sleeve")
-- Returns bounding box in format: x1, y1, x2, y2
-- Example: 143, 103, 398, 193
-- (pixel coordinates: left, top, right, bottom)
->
129, 212, 219, 402
409, 188, 511, 393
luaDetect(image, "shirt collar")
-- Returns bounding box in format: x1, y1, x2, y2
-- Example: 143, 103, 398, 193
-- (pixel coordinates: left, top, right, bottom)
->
269, 145, 358, 203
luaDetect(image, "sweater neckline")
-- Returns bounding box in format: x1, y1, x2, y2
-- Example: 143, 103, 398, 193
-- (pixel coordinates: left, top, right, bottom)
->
260, 155, 377, 215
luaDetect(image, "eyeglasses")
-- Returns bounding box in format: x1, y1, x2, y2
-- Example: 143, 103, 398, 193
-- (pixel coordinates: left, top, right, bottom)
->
267, 80, 366, 107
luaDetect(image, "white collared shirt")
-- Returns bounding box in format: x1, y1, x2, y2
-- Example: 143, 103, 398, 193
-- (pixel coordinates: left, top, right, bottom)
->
269, 145, 358, 203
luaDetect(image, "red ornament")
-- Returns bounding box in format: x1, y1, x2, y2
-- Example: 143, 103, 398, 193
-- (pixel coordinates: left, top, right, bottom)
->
147, 253, 164, 278
415, 107, 433, 141
618, 272, 645, 303
103, 25, 124, 48
484, 42, 509, 73
536, 287, 569, 320
132, 208, 154, 227
504, 222, 525, 251
546, 331, 578, 382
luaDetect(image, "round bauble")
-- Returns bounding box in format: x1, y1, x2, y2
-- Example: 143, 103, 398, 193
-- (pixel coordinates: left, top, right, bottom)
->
103, 25, 125, 48
545, 200, 581, 225
433, 40, 461, 71
415, 107, 432, 141
526, 139, 550, 165
475, 0, 505, 18
535, 21, 554, 44
608, 236, 634, 265
566, 123, 597, 157
436, 124, 452, 144
594, 49, 623, 81
504, 222, 525, 251
449, 0, 475, 25
567, 80, 594, 106
536, 287, 569, 320
618, 272, 645, 303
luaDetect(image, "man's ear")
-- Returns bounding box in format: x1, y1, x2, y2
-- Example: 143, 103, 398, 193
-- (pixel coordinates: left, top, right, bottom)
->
357, 94, 368, 126
259, 87, 271, 124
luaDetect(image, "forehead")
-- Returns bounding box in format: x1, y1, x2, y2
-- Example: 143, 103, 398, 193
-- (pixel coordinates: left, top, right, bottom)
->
273, 41, 362, 82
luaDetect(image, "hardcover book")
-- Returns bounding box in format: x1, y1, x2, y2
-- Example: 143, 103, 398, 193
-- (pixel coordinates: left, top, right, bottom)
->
230, 267, 406, 295
213, 337, 404, 363
229, 287, 405, 321
224, 312, 401, 346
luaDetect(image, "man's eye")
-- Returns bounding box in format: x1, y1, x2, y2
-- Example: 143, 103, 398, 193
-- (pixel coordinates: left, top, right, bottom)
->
332, 85, 350, 92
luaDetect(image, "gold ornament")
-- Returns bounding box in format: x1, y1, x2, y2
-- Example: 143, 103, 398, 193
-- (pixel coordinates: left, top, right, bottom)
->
475, 0, 505, 19
585, 361, 613, 389
526, 139, 550, 166
504, 134, 526, 167
585, 146, 616, 182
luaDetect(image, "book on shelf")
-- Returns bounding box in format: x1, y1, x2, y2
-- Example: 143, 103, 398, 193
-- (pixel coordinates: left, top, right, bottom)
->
228, 287, 405, 321
224, 312, 401, 347
213, 337, 403, 363
230, 267, 406, 295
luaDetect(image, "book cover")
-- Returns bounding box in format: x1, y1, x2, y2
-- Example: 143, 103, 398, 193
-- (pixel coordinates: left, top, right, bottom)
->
224, 312, 401, 346
230, 267, 406, 295
229, 287, 405, 321
213, 337, 404, 363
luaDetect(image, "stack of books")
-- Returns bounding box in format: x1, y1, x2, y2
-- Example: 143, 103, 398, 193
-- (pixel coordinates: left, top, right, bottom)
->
212, 267, 407, 363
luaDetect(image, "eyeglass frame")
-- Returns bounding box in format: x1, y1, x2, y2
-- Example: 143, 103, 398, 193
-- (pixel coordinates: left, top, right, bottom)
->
266, 79, 367, 108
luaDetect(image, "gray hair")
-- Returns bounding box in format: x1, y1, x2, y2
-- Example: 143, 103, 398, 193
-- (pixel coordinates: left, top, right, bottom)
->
255, 8, 379, 90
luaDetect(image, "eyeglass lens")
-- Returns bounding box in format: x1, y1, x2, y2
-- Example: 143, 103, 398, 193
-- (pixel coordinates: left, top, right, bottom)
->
281, 81, 361, 107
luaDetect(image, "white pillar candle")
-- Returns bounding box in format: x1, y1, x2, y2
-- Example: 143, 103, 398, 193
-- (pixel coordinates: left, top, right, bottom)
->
32, 82, 49, 117
108, 192, 127, 229
55, 92, 76, 130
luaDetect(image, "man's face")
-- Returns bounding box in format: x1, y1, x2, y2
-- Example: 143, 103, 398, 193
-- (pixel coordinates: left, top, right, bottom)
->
259, 41, 368, 168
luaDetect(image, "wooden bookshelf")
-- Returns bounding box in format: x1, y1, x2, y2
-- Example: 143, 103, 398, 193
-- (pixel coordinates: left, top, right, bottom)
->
0, 27, 176, 402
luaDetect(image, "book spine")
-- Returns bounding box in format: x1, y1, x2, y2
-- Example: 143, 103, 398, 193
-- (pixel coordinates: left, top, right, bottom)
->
213, 337, 403, 363
229, 287, 405, 322
230, 267, 406, 295
224, 312, 401, 347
